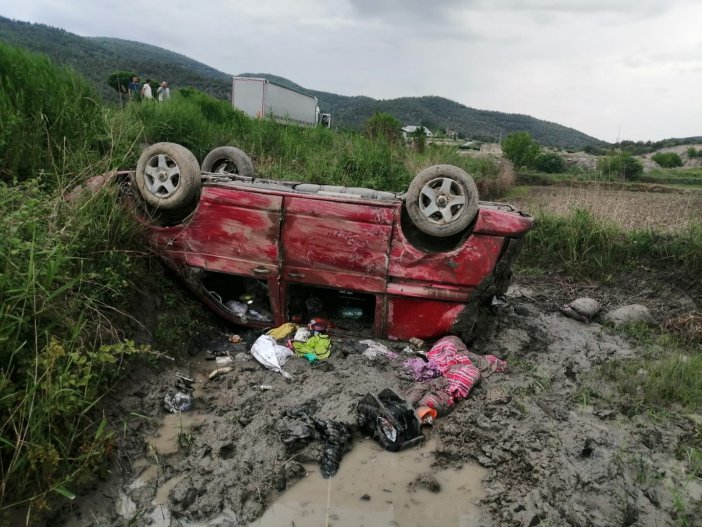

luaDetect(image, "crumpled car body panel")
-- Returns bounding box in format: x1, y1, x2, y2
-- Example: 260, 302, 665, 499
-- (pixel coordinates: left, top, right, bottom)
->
134, 178, 533, 341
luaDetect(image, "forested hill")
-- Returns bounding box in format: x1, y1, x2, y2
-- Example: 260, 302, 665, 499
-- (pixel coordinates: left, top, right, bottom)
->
0, 16, 603, 148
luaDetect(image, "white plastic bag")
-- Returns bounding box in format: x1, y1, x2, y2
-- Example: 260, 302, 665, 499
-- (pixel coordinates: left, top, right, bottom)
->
250, 335, 293, 379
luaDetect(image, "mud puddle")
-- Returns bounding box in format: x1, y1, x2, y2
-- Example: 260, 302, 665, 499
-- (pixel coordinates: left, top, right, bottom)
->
250, 438, 486, 527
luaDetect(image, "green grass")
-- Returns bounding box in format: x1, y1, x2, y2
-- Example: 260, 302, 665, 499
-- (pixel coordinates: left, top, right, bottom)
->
598, 324, 702, 413
520, 208, 702, 280
0, 43, 107, 182
517, 167, 702, 189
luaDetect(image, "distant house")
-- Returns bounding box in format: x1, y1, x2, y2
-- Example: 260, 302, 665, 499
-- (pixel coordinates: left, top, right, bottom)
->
401, 125, 433, 141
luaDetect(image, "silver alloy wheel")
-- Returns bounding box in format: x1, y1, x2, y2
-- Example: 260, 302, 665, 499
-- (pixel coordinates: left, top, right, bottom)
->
143, 153, 182, 198
419, 177, 467, 224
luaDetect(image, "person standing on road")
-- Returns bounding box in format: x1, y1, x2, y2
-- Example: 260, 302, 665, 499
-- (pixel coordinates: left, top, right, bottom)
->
157, 81, 170, 101
141, 79, 153, 100
128, 76, 140, 100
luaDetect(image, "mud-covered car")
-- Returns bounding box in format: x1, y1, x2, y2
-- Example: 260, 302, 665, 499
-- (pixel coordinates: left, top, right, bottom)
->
124, 142, 533, 341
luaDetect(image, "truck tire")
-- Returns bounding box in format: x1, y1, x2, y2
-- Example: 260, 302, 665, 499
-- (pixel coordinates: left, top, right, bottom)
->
201, 146, 255, 177
406, 165, 479, 237
135, 143, 201, 210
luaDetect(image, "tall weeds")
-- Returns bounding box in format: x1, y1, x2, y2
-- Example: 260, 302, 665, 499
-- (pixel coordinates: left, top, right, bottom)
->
0, 173, 145, 519
0, 43, 106, 182
0, 44, 147, 521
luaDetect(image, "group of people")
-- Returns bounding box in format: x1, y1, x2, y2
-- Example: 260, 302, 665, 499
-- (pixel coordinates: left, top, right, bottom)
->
127, 76, 170, 102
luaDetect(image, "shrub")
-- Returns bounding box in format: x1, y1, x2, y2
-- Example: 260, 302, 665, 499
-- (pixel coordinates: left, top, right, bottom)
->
501, 131, 540, 169
651, 152, 683, 168
364, 111, 402, 143
597, 152, 643, 181
686, 147, 698, 159
532, 151, 566, 173
107, 70, 136, 95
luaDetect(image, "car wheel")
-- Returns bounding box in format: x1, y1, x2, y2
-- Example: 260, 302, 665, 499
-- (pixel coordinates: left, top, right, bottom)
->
201, 146, 255, 177
135, 143, 201, 210
406, 165, 479, 237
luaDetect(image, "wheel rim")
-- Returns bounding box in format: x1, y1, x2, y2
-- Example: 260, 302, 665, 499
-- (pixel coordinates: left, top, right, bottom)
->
143, 153, 181, 198
418, 177, 466, 224
212, 158, 239, 174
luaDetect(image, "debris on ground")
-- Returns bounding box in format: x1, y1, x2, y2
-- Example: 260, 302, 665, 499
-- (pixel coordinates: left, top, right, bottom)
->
163, 391, 193, 413
402, 336, 507, 416
291, 334, 331, 361
275, 401, 352, 478
357, 388, 424, 451
250, 335, 293, 379
208, 366, 234, 380
57, 273, 702, 527
359, 339, 397, 360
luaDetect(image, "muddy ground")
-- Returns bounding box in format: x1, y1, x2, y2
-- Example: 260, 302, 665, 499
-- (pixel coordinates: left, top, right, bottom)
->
54, 268, 701, 527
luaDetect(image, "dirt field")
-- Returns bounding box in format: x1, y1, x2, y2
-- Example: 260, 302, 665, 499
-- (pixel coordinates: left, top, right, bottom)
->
509, 185, 702, 232
45, 185, 702, 527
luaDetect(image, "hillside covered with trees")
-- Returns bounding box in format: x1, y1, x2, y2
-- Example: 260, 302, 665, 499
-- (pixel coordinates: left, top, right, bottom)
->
0, 15, 602, 149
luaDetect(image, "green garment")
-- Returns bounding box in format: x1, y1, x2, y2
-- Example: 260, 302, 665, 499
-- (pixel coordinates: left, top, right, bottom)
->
292, 334, 331, 361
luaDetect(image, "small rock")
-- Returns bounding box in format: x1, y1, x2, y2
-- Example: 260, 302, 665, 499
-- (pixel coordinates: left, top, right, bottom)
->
603, 304, 657, 327
560, 297, 601, 322
360, 493, 371, 501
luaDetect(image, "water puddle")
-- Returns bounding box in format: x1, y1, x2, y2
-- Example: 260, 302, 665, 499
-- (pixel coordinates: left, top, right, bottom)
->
250, 437, 487, 527
146, 411, 206, 457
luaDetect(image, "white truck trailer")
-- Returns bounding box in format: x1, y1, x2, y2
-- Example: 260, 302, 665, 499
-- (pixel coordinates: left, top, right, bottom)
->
231, 76, 330, 127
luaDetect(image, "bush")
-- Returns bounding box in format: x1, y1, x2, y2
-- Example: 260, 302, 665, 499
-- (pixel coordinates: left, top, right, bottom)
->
501, 131, 540, 169
597, 152, 644, 181
364, 111, 402, 143
532, 151, 566, 173
686, 147, 698, 159
0, 44, 106, 182
651, 152, 683, 168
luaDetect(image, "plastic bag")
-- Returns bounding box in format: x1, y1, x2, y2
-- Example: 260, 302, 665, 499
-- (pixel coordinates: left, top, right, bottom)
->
250, 335, 293, 379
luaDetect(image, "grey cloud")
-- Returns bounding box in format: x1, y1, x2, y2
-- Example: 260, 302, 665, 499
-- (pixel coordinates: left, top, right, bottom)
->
470, 0, 679, 16
347, 0, 465, 23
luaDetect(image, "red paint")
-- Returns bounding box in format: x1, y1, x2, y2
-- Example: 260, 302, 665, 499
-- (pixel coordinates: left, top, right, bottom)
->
138, 179, 533, 340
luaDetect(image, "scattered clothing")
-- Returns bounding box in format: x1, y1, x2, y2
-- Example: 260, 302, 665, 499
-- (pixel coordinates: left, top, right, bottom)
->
359, 339, 397, 360
292, 334, 331, 361
397, 357, 442, 382
292, 326, 311, 343
402, 336, 507, 416
275, 401, 352, 478
267, 322, 298, 340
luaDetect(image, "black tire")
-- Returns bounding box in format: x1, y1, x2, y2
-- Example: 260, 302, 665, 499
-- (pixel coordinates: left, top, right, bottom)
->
201, 146, 255, 177
135, 143, 201, 210
406, 165, 479, 237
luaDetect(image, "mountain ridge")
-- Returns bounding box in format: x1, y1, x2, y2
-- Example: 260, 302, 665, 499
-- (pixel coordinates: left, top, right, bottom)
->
0, 15, 603, 148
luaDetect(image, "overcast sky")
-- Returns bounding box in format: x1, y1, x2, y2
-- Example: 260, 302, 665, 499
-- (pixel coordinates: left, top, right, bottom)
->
3, 0, 701, 142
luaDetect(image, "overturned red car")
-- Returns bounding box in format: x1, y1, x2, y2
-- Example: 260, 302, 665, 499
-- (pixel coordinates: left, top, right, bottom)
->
125, 142, 533, 341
